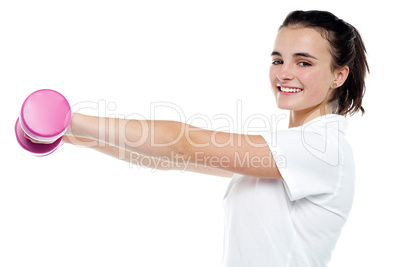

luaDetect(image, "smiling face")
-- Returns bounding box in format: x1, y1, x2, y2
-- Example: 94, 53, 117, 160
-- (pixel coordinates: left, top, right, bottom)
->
269, 26, 338, 115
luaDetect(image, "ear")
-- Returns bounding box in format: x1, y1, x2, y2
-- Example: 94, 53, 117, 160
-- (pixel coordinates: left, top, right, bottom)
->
333, 65, 349, 88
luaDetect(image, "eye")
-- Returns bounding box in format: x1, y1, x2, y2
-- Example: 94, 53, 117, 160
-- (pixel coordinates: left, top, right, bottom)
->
272, 60, 283, 65
298, 61, 312, 67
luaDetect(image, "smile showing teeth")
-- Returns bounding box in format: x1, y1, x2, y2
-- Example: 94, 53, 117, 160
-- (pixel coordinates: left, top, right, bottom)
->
278, 87, 302, 93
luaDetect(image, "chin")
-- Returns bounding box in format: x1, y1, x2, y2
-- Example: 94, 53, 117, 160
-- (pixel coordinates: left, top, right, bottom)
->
275, 100, 301, 111
275, 95, 326, 113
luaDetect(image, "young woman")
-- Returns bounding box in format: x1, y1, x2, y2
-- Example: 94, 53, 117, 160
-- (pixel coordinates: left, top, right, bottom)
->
61, 10, 368, 267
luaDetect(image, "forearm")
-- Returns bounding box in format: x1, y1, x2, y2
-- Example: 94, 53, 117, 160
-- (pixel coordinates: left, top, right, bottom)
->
64, 134, 170, 168
66, 113, 187, 160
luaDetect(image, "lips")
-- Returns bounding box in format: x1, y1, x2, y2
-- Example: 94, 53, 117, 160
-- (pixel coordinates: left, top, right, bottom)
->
277, 86, 303, 93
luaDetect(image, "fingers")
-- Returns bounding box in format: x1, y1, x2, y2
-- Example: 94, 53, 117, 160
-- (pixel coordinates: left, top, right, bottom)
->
23, 133, 54, 144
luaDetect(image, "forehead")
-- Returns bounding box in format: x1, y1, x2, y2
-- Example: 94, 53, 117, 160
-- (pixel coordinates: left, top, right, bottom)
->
273, 27, 331, 59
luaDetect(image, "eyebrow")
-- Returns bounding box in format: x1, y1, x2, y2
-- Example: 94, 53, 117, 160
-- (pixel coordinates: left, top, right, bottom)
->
271, 51, 318, 60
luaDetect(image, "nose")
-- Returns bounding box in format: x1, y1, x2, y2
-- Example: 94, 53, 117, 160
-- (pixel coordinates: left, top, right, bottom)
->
277, 64, 294, 81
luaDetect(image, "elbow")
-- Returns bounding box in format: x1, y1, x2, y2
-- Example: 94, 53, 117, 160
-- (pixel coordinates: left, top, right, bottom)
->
174, 132, 192, 162
159, 121, 192, 162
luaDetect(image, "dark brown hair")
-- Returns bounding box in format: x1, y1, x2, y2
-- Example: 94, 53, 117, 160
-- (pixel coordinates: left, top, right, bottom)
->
280, 10, 369, 116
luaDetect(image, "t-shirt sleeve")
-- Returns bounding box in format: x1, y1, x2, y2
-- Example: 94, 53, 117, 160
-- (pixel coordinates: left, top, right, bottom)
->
261, 127, 341, 201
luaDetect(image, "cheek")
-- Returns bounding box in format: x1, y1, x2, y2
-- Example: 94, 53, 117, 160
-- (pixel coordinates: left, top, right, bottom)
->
301, 71, 330, 97
269, 66, 277, 85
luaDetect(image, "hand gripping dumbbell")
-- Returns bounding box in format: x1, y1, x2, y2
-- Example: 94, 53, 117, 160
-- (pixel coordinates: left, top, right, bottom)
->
15, 89, 71, 156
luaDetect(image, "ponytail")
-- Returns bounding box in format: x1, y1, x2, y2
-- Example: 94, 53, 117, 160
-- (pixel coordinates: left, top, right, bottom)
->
331, 25, 369, 115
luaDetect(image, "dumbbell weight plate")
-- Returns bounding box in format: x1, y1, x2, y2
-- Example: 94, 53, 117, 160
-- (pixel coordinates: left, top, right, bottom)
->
15, 89, 71, 156
15, 118, 64, 156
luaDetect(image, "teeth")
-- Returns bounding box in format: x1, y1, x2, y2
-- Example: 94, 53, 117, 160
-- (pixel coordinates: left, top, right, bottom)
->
279, 87, 302, 93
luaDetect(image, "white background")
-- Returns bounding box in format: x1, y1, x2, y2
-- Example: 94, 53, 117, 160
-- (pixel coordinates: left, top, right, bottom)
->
0, 0, 400, 266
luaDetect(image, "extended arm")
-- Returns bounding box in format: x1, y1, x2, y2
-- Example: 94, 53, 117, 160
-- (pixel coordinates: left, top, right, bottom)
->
66, 113, 281, 179
63, 134, 234, 177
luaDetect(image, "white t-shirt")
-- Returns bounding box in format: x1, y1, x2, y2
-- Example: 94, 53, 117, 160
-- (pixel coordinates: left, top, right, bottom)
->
222, 115, 355, 267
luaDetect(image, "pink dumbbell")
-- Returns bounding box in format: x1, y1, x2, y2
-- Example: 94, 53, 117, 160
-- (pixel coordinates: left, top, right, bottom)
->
15, 89, 71, 156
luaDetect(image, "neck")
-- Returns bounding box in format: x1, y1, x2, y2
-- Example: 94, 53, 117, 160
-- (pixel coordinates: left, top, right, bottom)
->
288, 104, 334, 128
